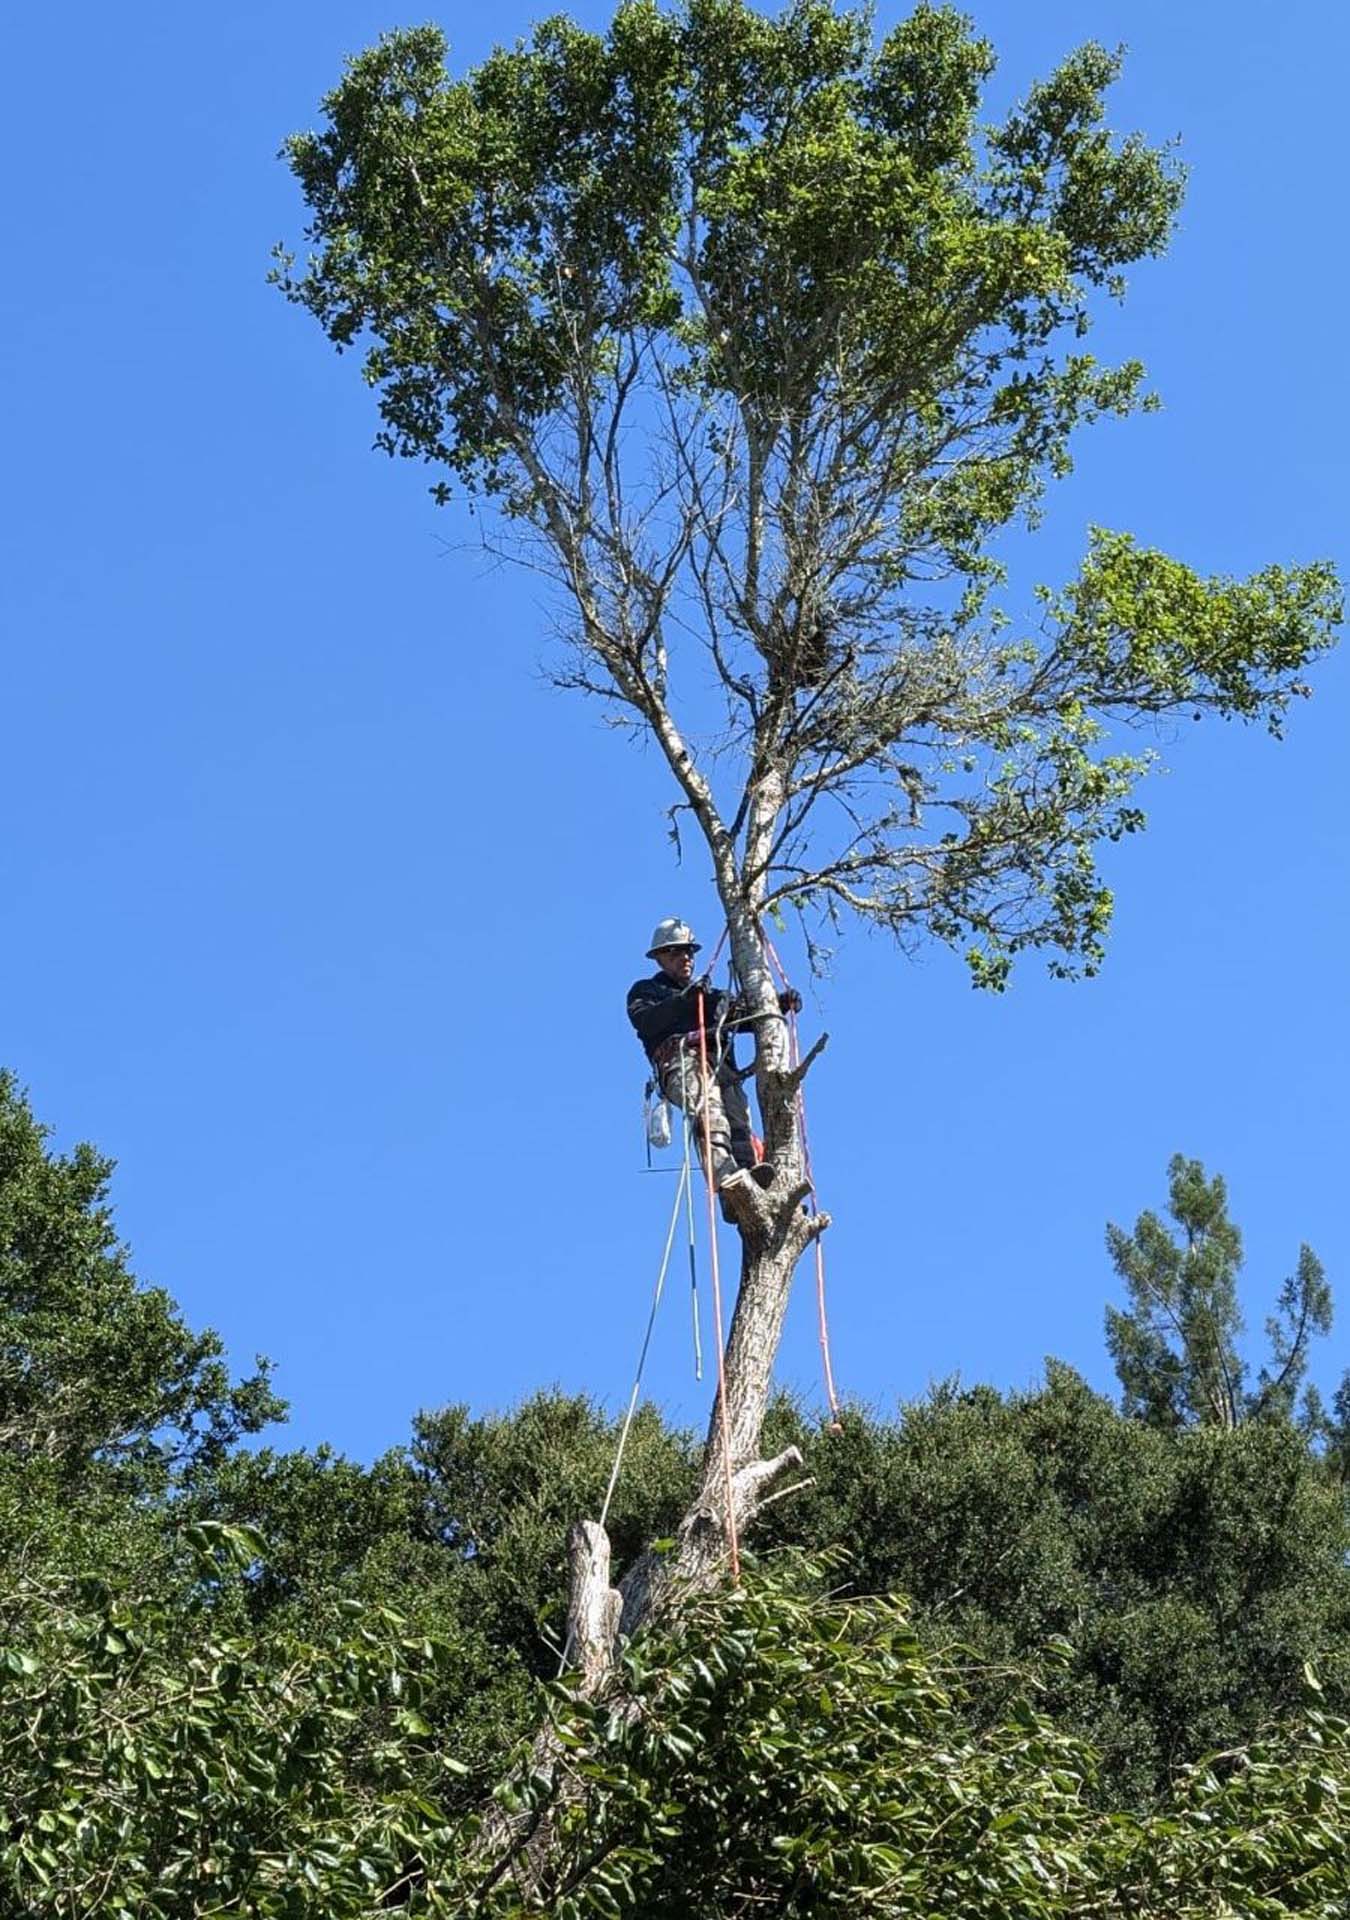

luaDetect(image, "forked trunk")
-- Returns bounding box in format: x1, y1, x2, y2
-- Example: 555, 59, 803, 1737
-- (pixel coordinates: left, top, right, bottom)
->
568, 901, 827, 1673
475, 910, 828, 1891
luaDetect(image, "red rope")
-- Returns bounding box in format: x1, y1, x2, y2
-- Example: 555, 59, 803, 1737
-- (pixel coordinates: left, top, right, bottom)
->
696, 985, 741, 1581
762, 937, 843, 1431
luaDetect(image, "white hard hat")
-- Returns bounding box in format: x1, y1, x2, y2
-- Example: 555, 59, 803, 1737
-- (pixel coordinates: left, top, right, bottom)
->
646, 917, 700, 958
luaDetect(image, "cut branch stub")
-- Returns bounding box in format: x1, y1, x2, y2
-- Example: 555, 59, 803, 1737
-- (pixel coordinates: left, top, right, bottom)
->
614, 1443, 804, 1642
563, 1519, 623, 1692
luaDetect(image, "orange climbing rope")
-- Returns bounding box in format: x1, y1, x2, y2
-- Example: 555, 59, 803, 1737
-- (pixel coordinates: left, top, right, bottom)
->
696, 982, 741, 1582
764, 936, 843, 1430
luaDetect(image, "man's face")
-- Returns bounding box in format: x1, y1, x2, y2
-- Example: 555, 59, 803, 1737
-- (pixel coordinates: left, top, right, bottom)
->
655, 945, 695, 984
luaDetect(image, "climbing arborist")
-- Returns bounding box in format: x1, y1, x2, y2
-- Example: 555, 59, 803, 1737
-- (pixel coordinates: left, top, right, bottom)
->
627, 918, 800, 1207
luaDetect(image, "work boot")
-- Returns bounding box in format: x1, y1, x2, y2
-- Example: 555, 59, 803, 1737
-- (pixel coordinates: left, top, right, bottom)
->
717, 1167, 755, 1222
718, 1167, 754, 1199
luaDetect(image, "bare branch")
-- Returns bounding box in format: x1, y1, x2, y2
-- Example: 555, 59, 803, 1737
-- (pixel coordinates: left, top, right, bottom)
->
785, 1031, 829, 1094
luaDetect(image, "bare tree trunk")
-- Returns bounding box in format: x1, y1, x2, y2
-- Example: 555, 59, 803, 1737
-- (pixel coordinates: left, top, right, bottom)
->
473, 927, 828, 1892
565, 897, 827, 1674
475, 790, 829, 1902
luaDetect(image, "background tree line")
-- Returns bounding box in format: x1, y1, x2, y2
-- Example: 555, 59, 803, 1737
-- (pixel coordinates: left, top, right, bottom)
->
1, 1066, 1346, 1913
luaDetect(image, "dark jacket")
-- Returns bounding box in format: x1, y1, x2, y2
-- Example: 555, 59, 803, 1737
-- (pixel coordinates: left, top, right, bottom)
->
626, 971, 744, 1064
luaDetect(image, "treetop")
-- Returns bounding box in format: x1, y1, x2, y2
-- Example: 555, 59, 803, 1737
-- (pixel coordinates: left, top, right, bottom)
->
277, 2, 1339, 986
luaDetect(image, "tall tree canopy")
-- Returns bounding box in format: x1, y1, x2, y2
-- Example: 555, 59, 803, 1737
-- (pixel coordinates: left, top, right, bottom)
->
277, 0, 1342, 1720
278, 0, 1339, 987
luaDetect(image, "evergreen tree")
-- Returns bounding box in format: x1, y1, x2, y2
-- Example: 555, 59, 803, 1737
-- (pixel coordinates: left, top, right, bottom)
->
0, 1070, 283, 1497
1104, 1154, 1332, 1432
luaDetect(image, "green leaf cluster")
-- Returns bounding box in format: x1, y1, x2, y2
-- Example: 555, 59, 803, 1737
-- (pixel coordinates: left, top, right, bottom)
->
473, 1557, 1350, 1916
0, 1520, 473, 1917
0, 1069, 283, 1496
278, 0, 1179, 523
757, 1363, 1349, 1806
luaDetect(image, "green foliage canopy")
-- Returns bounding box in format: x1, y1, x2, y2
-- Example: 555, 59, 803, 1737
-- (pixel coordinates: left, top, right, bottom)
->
467, 1559, 1350, 1918
0, 1070, 282, 1495
277, 0, 1340, 984
0, 1522, 464, 1918
759, 1363, 1350, 1805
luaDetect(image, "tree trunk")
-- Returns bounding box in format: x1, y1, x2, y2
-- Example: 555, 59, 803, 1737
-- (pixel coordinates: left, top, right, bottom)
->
475, 909, 828, 1896
566, 900, 827, 1673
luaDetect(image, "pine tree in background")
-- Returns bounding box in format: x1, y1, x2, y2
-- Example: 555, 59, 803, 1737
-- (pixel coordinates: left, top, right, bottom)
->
1104, 1154, 1333, 1432
0, 1069, 283, 1496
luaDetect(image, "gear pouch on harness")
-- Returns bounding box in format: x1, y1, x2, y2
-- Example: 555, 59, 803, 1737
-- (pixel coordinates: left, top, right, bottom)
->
644, 1079, 672, 1150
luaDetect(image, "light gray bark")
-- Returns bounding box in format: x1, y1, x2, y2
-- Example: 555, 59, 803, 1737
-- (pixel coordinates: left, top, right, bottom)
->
478, 1038, 825, 1901
562, 892, 829, 1683
476, 351, 841, 1887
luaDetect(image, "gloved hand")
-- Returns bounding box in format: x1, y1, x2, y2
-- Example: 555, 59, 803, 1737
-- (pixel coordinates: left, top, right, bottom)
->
778, 986, 803, 1015
690, 972, 716, 998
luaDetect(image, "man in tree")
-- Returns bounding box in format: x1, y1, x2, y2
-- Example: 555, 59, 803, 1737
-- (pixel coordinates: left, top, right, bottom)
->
627, 917, 796, 1205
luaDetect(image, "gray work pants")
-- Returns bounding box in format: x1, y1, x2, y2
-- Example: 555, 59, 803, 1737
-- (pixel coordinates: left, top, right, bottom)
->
661, 1046, 755, 1188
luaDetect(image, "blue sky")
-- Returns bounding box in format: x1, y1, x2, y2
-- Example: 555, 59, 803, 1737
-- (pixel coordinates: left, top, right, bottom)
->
3, 0, 1346, 1460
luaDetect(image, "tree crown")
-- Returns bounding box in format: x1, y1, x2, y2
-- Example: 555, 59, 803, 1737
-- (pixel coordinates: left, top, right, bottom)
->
1105, 1153, 1336, 1433
279, 0, 1339, 985
0, 1070, 283, 1492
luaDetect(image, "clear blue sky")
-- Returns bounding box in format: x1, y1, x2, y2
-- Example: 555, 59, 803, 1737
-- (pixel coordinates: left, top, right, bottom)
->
3, 0, 1346, 1460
